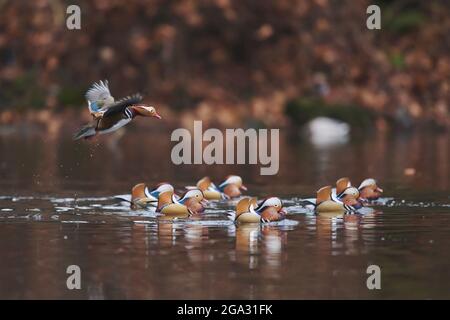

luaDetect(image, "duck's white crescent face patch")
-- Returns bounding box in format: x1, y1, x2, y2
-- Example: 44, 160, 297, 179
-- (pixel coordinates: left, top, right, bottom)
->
156, 184, 174, 193
359, 178, 376, 189
229, 176, 242, 184
221, 175, 242, 187
261, 197, 282, 208
184, 189, 203, 199
342, 187, 360, 197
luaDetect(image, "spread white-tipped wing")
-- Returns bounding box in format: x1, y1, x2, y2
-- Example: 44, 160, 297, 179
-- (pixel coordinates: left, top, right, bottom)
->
85, 80, 114, 113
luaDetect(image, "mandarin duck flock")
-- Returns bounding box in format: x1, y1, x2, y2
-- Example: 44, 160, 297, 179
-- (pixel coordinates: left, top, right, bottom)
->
76, 81, 384, 224
115, 175, 384, 224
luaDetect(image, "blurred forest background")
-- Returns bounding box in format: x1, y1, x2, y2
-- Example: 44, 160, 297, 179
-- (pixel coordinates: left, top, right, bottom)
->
0, 0, 448, 133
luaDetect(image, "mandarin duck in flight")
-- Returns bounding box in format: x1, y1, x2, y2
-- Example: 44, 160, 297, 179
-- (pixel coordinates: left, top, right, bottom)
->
73, 80, 161, 140
227, 197, 286, 224
218, 175, 247, 198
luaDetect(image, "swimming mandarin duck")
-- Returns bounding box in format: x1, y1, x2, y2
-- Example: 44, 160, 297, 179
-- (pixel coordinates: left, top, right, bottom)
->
218, 175, 247, 198
187, 176, 226, 200
115, 182, 175, 210
157, 189, 206, 217
228, 197, 286, 223
303, 185, 361, 213
134, 182, 175, 209
331, 177, 352, 201
332, 177, 365, 206
74, 80, 161, 140
358, 178, 383, 201
177, 189, 208, 213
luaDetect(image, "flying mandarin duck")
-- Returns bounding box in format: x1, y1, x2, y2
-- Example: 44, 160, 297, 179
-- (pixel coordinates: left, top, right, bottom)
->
74, 80, 161, 140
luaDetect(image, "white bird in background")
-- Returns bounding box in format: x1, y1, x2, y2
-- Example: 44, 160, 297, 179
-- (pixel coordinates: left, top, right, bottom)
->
305, 116, 350, 147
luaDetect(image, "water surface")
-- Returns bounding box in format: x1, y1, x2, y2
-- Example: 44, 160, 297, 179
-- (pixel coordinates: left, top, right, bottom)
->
0, 128, 449, 299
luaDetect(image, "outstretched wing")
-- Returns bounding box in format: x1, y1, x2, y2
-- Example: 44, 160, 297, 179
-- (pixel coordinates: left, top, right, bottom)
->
102, 94, 143, 117
85, 80, 114, 113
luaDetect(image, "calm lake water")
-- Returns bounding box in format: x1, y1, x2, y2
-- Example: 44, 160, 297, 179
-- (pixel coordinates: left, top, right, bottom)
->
0, 125, 449, 299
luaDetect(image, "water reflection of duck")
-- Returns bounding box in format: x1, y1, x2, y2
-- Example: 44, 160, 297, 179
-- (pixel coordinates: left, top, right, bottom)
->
261, 225, 285, 256
227, 197, 286, 223
235, 224, 260, 253
234, 224, 286, 274
156, 219, 182, 247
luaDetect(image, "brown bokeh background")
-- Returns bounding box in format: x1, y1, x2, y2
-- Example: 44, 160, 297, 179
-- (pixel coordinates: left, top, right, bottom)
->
0, 0, 448, 132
